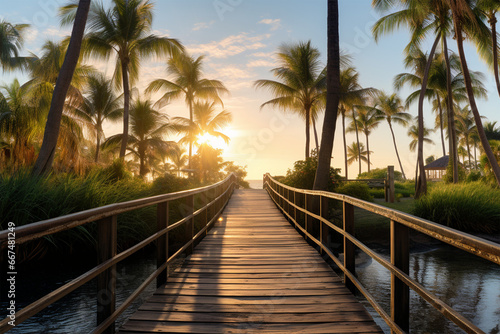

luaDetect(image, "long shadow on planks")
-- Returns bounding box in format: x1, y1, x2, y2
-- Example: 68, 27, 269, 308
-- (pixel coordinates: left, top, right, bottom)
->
118, 189, 383, 334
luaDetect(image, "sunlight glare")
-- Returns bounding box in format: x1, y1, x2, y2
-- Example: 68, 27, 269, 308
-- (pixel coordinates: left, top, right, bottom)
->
196, 132, 228, 150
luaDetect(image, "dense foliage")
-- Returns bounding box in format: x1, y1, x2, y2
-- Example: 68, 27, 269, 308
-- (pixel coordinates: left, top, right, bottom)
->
336, 182, 373, 202
414, 182, 500, 233
281, 156, 341, 191
358, 167, 403, 181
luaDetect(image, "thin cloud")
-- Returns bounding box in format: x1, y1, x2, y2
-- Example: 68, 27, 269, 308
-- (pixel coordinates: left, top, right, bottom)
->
258, 18, 281, 31
42, 26, 71, 39
247, 59, 276, 68
192, 20, 215, 31
187, 33, 270, 59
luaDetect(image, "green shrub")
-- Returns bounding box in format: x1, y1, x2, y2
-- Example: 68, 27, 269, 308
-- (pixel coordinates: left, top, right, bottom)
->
358, 167, 403, 181
369, 188, 385, 198
413, 182, 500, 233
336, 182, 373, 202
282, 156, 341, 191
466, 171, 482, 183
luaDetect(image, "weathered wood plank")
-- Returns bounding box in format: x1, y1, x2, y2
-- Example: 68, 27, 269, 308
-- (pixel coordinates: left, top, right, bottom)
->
117, 189, 382, 334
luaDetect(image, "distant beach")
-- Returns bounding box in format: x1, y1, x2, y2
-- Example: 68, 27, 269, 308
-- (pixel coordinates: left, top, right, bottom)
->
248, 180, 263, 189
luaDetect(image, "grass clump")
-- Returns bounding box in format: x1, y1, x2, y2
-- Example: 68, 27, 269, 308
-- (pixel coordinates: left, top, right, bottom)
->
413, 182, 500, 233
336, 182, 373, 202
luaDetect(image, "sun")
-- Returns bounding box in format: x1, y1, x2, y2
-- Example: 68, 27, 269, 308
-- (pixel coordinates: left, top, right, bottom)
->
196, 132, 228, 150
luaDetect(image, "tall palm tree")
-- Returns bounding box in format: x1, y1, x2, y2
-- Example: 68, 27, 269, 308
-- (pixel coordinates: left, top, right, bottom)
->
60, 0, 184, 159
254, 40, 326, 159
448, 0, 500, 186
455, 105, 478, 169
67, 73, 123, 162
313, 0, 341, 191
104, 99, 175, 177
371, 92, 411, 179
484, 121, 500, 140
32, 0, 91, 175
146, 53, 228, 168
336, 67, 376, 179
0, 20, 29, 71
477, 0, 500, 98
346, 142, 370, 175
347, 106, 384, 172
174, 101, 232, 152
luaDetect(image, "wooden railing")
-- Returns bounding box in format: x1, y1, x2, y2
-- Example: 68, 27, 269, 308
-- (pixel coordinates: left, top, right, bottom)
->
0, 174, 237, 334
263, 173, 500, 334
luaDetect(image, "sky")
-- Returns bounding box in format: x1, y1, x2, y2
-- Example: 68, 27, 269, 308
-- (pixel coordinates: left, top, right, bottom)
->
2, 0, 500, 180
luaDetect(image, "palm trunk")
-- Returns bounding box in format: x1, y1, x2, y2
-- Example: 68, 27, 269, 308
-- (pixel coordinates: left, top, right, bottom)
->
305, 107, 310, 159
313, 0, 340, 191
453, 17, 500, 186
415, 33, 439, 198
466, 135, 471, 171
443, 34, 459, 183
120, 60, 130, 159
489, 14, 500, 99
365, 131, 370, 172
342, 108, 348, 179
312, 116, 319, 155
389, 121, 406, 180
436, 95, 446, 156
474, 144, 478, 169
32, 0, 91, 175
352, 107, 361, 176
95, 129, 100, 163
188, 99, 193, 170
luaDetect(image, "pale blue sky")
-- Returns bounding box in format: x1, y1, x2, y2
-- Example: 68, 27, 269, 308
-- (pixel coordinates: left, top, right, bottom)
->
2, 1, 499, 179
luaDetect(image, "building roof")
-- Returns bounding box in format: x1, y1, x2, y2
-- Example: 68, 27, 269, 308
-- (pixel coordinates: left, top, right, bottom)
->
424, 155, 449, 170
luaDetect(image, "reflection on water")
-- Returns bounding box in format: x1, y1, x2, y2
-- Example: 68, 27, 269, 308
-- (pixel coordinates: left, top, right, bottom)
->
0, 255, 156, 333
356, 245, 500, 334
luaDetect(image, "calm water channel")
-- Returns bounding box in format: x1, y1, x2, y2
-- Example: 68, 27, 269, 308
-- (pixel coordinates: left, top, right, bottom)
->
1, 238, 499, 333
356, 244, 500, 333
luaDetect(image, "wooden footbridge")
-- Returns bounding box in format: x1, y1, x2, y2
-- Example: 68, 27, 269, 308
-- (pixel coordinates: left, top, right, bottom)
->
1, 174, 499, 333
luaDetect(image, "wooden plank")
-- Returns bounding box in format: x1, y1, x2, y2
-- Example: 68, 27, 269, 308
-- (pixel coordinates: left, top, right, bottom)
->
118, 189, 382, 334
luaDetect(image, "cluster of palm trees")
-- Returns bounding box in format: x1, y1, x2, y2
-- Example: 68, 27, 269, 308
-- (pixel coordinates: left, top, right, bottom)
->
0, 0, 231, 179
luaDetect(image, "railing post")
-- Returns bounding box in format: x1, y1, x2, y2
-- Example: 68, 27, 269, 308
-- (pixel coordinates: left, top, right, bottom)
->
391, 220, 410, 332
97, 215, 117, 334
387, 165, 395, 203
343, 202, 356, 293
293, 190, 297, 226
320, 196, 329, 255
201, 190, 209, 236
184, 195, 194, 255
304, 193, 309, 241
157, 202, 169, 288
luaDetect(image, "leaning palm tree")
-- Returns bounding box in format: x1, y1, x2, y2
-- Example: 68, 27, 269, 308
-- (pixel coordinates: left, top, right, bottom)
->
448, 0, 500, 186
254, 40, 326, 159
60, 0, 184, 159
347, 106, 383, 173
173, 101, 232, 153
407, 119, 434, 152
66, 73, 122, 163
346, 142, 371, 176
104, 99, 175, 177
146, 53, 228, 168
477, 0, 500, 98
0, 20, 29, 71
371, 92, 411, 180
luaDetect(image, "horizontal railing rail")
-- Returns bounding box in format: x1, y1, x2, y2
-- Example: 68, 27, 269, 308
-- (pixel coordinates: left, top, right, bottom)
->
263, 173, 500, 334
0, 173, 237, 334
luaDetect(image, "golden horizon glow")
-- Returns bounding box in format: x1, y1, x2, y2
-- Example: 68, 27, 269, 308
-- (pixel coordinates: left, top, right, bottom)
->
196, 132, 228, 150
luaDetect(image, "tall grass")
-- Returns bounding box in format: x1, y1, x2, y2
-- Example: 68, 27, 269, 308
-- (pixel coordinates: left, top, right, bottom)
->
0, 168, 205, 262
413, 182, 500, 233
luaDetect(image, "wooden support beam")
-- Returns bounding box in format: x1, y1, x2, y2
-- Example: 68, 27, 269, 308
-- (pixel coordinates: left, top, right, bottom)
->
156, 202, 169, 288
343, 202, 355, 294
391, 219, 410, 332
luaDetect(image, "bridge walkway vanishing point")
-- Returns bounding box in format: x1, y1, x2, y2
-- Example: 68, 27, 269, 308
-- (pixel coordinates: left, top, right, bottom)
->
118, 189, 383, 333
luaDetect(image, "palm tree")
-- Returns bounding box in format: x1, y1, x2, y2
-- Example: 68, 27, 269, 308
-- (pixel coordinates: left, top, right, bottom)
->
0, 20, 29, 71
407, 119, 434, 152
484, 121, 500, 140
67, 73, 123, 163
313, 0, 341, 191
32, 0, 91, 175
346, 142, 370, 175
371, 92, 411, 180
254, 40, 326, 159
169, 147, 188, 177
60, 0, 184, 159
174, 101, 232, 152
146, 53, 228, 168
448, 0, 500, 186
477, 0, 500, 98
104, 99, 175, 177
0, 79, 41, 167
347, 106, 383, 172
455, 105, 479, 170
336, 67, 376, 179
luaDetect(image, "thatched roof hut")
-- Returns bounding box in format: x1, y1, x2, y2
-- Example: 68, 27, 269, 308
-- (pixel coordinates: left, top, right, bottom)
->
424, 156, 449, 180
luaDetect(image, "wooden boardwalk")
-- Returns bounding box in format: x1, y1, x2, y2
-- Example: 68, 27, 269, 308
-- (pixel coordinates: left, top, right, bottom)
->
118, 189, 382, 334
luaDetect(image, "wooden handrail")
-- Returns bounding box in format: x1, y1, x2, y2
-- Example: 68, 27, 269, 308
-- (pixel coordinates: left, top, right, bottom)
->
264, 173, 500, 334
0, 174, 236, 333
